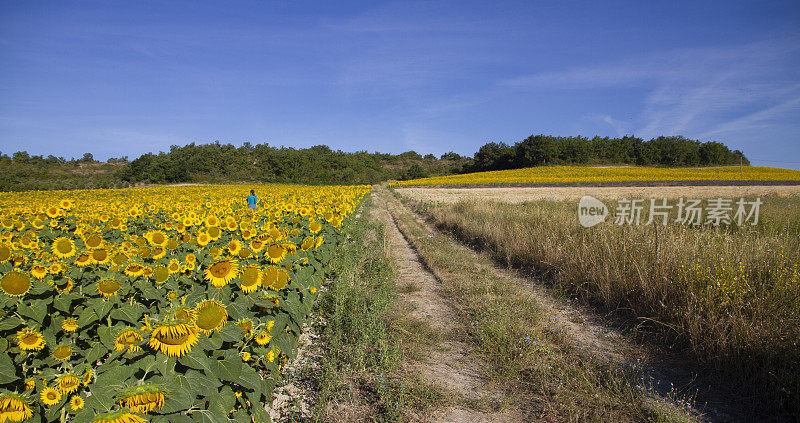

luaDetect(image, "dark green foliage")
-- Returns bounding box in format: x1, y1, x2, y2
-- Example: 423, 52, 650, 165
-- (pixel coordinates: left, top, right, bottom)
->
468, 135, 748, 172
0, 133, 747, 191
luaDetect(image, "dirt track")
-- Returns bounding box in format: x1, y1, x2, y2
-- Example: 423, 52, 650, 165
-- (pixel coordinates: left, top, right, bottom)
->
372, 190, 528, 422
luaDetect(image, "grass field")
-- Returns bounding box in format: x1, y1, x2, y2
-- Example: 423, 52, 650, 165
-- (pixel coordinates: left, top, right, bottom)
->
396, 189, 800, 417
395, 165, 800, 186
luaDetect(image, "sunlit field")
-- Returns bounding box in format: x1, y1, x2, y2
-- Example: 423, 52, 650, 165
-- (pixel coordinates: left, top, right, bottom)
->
395, 165, 800, 186
0, 183, 369, 422
399, 190, 800, 413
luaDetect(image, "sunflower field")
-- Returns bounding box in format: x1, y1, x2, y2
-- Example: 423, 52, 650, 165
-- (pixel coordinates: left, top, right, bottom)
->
392, 165, 800, 186
0, 183, 370, 423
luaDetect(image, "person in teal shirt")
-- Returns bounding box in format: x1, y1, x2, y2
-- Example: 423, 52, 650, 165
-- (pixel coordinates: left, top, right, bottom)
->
247, 189, 258, 210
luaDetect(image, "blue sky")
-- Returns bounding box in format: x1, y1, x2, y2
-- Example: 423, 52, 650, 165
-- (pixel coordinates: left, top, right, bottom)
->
1, 1, 799, 168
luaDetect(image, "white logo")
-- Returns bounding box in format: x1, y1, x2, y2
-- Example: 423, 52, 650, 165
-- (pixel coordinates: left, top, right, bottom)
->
578, 195, 608, 227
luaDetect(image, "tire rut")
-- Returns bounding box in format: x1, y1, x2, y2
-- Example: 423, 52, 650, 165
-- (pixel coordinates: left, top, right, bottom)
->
372, 191, 525, 423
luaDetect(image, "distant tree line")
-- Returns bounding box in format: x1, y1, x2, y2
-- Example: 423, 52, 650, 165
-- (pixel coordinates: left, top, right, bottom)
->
468, 135, 748, 172
0, 134, 749, 191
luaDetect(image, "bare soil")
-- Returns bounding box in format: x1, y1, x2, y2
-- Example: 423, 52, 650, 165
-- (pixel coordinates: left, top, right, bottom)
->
372, 191, 529, 422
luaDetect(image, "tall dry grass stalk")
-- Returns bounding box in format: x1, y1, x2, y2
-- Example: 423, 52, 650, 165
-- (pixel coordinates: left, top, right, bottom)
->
419, 195, 800, 412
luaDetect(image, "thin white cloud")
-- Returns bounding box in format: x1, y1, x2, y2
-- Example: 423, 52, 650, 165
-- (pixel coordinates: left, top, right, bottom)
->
700, 95, 800, 137
499, 36, 800, 141
584, 113, 628, 136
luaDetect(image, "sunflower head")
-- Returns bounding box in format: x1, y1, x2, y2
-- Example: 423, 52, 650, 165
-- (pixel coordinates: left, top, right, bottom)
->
54, 277, 74, 293
114, 328, 144, 353
203, 258, 239, 287
0, 391, 34, 421
235, 318, 253, 336
40, 387, 61, 406
116, 384, 168, 414
52, 344, 72, 362
62, 319, 78, 332
16, 327, 45, 351
266, 243, 286, 263
148, 320, 199, 357
264, 266, 290, 290
254, 331, 272, 346
83, 233, 104, 250
153, 266, 169, 284
239, 265, 262, 294
57, 373, 80, 394
97, 279, 122, 298
173, 307, 196, 323
91, 410, 147, 423
194, 300, 228, 335
124, 262, 145, 278
0, 245, 12, 263
1, 272, 31, 297
52, 237, 76, 259
70, 395, 85, 411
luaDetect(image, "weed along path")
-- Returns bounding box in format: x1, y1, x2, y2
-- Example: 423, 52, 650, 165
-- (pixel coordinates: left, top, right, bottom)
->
372, 186, 710, 422
372, 189, 527, 422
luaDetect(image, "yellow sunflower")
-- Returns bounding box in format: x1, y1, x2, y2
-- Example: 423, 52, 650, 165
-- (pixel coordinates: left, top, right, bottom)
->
227, 239, 242, 255
254, 331, 272, 345
167, 258, 180, 274
111, 251, 129, 266
16, 328, 45, 351
97, 279, 122, 298
73, 252, 93, 267
235, 318, 253, 336
148, 321, 199, 357
173, 307, 196, 323
40, 387, 61, 406
82, 233, 104, 250
62, 319, 78, 332
124, 262, 145, 278
114, 328, 144, 353
266, 243, 286, 263
194, 300, 228, 335
91, 248, 110, 265
238, 265, 262, 293
248, 239, 265, 253
82, 369, 93, 387
315, 236, 324, 248
52, 237, 76, 259
207, 226, 222, 241
147, 231, 168, 247
264, 266, 290, 290
152, 266, 169, 284
1, 272, 31, 297
54, 278, 74, 293
309, 220, 322, 234
0, 245, 11, 263
301, 236, 314, 251
30, 265, 48, 280
116, 385, 167, 414
0, 392, 34, 422
57, 373, 80, 394
51, 344, 72, 362
91, 410, 147, 423
70, 395, 85, 411
203, 258, 239, 287
195, 232, 210, 246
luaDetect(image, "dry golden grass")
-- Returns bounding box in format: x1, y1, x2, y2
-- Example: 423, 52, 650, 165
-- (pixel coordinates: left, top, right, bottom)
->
402, 193, 800, 416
